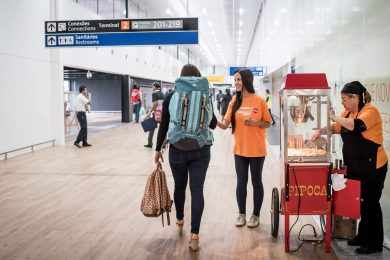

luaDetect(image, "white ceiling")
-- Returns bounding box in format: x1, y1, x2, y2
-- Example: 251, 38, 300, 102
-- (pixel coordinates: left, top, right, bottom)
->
134, 0, 264, 67
246, 0, 390, 72
129, 0, 390, 72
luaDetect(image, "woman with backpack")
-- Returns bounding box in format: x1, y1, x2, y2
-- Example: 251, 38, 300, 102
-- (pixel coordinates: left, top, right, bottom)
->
154, 64, 217, 251
217, 69, 272, 228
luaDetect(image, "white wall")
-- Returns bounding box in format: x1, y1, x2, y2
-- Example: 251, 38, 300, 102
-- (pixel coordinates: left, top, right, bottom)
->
0, 0, 63, 153
0, 0, 186, 153
248, 0, 390, 152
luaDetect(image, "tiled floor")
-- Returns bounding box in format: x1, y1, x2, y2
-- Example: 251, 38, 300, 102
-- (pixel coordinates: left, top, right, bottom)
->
0, 123, 388, 259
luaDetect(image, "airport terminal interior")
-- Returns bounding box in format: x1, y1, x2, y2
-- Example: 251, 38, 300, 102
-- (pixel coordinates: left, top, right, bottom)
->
1, 0, 390, 259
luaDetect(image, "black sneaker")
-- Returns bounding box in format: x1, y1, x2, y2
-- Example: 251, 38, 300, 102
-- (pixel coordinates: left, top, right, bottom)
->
82, 143, 92, 147
144, 144, 153, 148
355, 246, 383, 254
74, 142, 81, 148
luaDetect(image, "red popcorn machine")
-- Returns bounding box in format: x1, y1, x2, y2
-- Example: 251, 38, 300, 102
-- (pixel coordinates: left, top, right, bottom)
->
270, 73, 333, 253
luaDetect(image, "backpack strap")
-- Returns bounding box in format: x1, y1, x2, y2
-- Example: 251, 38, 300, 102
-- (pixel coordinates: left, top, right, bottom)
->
199, 95, 207, 128
157, 163, 165, 227
166, 210, 170, 226
181, 95, 189, 128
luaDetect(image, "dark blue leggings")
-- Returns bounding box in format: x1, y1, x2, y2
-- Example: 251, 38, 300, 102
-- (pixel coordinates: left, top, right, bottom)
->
169, 145, 210, 234
234, 155, 265, 216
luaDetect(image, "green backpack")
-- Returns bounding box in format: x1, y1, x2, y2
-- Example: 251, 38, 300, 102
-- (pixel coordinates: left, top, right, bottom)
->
168, 77, 214, 151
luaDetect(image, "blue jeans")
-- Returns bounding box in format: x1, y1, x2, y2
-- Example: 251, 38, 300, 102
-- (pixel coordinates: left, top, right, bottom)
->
133, 103, 141, 123
169, 145, 211, 234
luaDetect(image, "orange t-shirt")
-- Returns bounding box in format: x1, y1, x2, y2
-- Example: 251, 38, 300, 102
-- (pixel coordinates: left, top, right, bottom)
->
332, 103, 388, 168
224, 94, 272, 157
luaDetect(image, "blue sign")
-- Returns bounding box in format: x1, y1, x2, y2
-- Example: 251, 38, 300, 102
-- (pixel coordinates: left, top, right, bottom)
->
45, 31, 198, 47
229, 66, 264, 76
44, 18, 198, 47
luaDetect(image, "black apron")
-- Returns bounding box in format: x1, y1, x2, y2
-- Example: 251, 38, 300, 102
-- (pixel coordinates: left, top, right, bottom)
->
340, 112, 379, 180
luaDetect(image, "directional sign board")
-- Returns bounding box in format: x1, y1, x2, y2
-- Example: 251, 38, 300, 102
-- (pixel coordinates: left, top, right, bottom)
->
44, 18, 198, 47
229, 66, 265, 76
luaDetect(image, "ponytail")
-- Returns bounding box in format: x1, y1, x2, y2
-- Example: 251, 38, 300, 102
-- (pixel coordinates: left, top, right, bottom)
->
363, 90, 372, 103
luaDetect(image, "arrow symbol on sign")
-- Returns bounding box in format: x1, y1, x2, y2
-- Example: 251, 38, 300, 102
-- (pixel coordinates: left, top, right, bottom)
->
47, 36, 56, 45
48, 24, 55, 31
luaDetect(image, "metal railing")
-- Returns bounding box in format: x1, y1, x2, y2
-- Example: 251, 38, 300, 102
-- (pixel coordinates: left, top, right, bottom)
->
0, 139, 56, 160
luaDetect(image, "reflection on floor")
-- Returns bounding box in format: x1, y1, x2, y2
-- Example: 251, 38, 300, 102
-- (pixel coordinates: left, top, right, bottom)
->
0, 123, 389, 259
65, 111, 123, 141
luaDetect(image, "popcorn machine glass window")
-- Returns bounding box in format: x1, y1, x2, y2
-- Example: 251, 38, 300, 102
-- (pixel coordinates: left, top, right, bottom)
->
281, 90, 331, 162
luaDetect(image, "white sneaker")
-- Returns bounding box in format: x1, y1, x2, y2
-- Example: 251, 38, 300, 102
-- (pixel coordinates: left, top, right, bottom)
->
247, 215, 259, 228
235, 214, 246, 227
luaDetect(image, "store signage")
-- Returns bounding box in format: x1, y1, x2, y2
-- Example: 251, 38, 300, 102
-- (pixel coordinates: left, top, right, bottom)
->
44, 18, 198, 47
229, 66, 264, 76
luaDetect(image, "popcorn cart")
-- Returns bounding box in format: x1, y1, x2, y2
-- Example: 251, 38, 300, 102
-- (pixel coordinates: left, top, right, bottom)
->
270, 73, 333, 253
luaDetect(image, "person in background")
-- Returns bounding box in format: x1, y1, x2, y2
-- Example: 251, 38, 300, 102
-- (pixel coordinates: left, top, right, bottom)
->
216, 90, 223, 115
217, 69, 272, 228
74, 85, 92, 148
265, 89, 276, 125
144, 82, 165, 148
131, 84, 142, 123
220, 88, 232, 117
312, 81, 387, 254
154, 64, 217, 251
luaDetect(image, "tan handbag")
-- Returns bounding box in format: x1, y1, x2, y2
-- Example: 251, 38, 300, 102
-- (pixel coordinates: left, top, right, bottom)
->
140, 162, 173, 226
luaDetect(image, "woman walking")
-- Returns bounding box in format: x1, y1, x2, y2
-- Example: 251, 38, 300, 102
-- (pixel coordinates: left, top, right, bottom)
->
154, 64, 217, 251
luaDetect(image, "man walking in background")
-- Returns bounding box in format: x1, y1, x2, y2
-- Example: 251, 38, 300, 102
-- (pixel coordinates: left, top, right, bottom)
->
216, 90, 223, 115
74, 85, 92, 148
220, 88, 232, 118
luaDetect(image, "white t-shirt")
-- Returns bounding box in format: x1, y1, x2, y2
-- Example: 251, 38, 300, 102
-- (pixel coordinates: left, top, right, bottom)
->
75, 93, 89, 112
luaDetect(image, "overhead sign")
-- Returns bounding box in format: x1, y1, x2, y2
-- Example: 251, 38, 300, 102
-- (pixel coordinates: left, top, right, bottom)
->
207, 75, 225, 83
229, 66, 265, 76
44, 18, 198, 47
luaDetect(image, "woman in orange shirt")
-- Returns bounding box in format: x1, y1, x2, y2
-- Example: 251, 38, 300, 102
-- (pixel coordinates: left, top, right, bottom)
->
313, 81, 388, 254
217, 69, 272, 228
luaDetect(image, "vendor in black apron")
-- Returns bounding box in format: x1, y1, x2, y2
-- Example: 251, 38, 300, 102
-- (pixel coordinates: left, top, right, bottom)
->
330, 81, 388, 254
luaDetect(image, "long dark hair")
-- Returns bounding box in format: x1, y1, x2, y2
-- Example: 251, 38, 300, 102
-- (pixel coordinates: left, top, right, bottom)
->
231, 69, 255, 133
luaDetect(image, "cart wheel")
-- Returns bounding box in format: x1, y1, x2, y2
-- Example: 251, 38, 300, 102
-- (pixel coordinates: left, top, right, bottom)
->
271, 187, 280, 238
